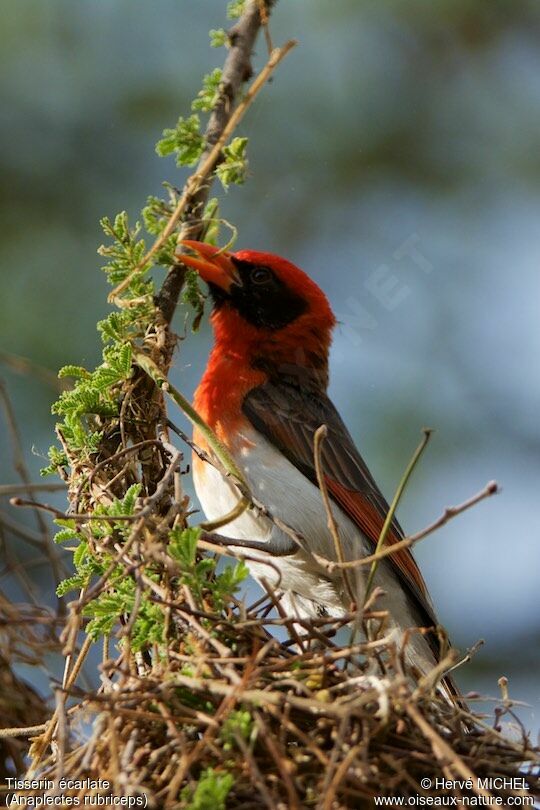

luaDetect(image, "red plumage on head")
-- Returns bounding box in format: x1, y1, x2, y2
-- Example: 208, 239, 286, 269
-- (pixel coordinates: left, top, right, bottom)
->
195, 249, 337, 432
207, 249, 336, 380
233, 249, 336, 331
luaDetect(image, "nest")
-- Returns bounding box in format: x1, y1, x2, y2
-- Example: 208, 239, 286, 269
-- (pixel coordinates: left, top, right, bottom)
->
23, 590, 539, 809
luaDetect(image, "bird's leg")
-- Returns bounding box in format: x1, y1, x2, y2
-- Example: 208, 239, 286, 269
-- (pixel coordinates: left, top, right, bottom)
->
201, 531, 297, 556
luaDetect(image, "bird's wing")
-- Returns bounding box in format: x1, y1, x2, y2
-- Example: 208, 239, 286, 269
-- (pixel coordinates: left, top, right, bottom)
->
242, 378, 437, 627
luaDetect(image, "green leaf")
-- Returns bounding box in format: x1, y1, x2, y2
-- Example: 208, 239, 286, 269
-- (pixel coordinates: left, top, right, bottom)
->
122, 483, 142, 516
58, 365, 91, 380
130, 600, 165, 650
98, 212, 150, 286
183, 768, 234, 810
213, 560, 248, 611
181, 270, 206, 332
92, 366, 124, 391
93, 344, 133, 389
227, 0, 246, 19
52, 384, 116, 419
209, 28, 228, 48
54, 518, 77, 530
221, 709, 253, 750
142, 194, 174, 237
169, 526, 201, 569
86, 612, 117, 639
97, 311, 131, 343
73, 540, 89, 570
117, 343, 132, 376
82, 573, 165, 650
56, 574, 86, 597
216, 137, 248, 190
192, 69, 223, 113
54, 528, 80, 544
200, 198, 221, 246
40, 445, 68, 477
155, 115, 205, 167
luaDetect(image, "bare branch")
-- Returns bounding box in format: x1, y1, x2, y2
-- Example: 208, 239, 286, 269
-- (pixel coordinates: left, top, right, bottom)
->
321, 480, 499, 572
313, 424, 356, 605
109, 0, 296, 315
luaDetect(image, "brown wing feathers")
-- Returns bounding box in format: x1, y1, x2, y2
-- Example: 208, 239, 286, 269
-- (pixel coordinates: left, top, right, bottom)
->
242, 379, 436, 628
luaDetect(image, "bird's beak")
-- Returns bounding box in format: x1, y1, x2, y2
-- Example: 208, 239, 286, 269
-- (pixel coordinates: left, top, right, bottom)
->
176, 240, 241, 292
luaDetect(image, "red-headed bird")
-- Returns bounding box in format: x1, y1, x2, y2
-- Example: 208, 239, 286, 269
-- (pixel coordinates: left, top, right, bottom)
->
178, 240, 458, 699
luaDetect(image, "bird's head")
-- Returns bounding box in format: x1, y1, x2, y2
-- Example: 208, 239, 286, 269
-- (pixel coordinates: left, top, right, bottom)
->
177, 240, 336, 380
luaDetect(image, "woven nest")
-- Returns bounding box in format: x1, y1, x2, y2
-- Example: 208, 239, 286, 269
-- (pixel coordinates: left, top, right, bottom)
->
25, 589, 539, 809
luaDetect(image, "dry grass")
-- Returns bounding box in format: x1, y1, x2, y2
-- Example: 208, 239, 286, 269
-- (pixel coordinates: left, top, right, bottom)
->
10, 587, 539, 809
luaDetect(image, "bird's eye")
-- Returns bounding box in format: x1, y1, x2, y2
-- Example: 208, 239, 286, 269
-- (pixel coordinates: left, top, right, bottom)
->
250, 266, 272, 285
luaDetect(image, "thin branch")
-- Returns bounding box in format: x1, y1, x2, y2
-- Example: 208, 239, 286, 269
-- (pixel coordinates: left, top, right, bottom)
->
365, 428, 432, 598
257, 0, 274, 54
10, 497, 139, 522
321, 480, 499, 572
198, 497, 251, 532
28, 635, 94, 774
110, 35, 296, 308
405, 703, 492, 800
76, 439, 167, 505
0, 482, 66, 496
0, 350, 64, 390
0, 380, 64, 595
75, 518, 146, 610
313, 425, 356, 605
132, 349, 247, 490
0, 723, 48, 738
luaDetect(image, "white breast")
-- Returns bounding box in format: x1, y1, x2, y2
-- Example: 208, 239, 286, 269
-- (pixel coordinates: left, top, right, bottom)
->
194, 425, 447, 692
194, 427, 424, 627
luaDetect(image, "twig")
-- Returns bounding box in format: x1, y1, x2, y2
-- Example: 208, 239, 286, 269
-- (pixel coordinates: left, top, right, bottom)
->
254, 712, 300, 809
132, 350, 247, 489
197, 536, 285, 589
74, 517, 146, 609
76, 438, 167, 507
0, 723, 48, 738
201, 529, 294, 556
317, 715, 350, 810
323, 480, 499, 571
168, 396, 305, 554
405, 703, 492, 800
365, 428, 432, 599
234, 732, 275, 809
10, 497, 140, 522
110, 38, 297, 304
156, 0, 282, 324
313, 424, 356, 605
198, 497, 251, 532
28, 635, 94, 774
1, 380, 64, 593
0, 511, 56, 549
0, 482, 66, 496
257, 0, 274, 54
0, 350, 64, 390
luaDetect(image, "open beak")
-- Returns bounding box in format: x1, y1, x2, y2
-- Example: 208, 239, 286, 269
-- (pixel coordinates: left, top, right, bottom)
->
176, 240, 241, 292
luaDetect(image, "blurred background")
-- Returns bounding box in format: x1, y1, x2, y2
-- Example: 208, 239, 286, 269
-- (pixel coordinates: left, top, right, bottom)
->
1, 0, 539, 736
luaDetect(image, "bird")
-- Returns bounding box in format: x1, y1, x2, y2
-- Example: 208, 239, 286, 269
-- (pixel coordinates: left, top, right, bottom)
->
178, 239, 459, 701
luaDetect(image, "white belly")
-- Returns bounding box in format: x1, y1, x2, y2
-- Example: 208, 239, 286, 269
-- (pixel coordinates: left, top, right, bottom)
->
193, 427, 431, 653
